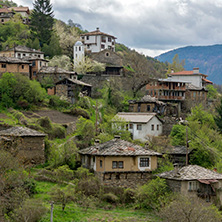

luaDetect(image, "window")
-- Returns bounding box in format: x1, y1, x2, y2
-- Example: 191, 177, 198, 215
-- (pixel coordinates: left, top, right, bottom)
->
147, 105, 150, 111
1, 64, 6, 68
33, 71, 36, 76
1, 19, 4, 23
157, 125, 159, 131
22, 65, 24, 69
18, 53, 21, 58
101, 36, 106, 42
129, 123, 133, 129
32, 61, 36, 66
40, 61, 42, 67
100, 160, 103, 168
23, 53, 26, 56
151, 124, 154, 131
101, 44, 105, 49
81, 36, 84, 40
188, 181, 199, 191
108, 37, 111, 42
112, 161, 124, 169
79, 46, 81, 51
137, 124, 142, 130
86, 36, 89, 40
140, 158, 149, 167
87, 45, 90, 49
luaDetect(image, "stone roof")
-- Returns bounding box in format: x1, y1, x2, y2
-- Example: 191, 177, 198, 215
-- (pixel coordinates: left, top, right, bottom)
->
56, 77, 92, 87
9, 7, 30, 13
22, 56, 49, 62
81, 28, 116, 39
79, 138, 162, 156
39, 66, 76, 75
114, 112, 163, 123
162, 146, 192, 155
157, 165, 222, 180
186, 83, 208, 91
5, 45, 44, 54
0, 126, 46, 137
0, 56, 31, 64
170, 70, 207, 77
129, 95, 165, 105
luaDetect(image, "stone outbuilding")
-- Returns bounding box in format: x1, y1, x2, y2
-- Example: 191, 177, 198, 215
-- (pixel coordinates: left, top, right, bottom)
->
79, 138, 162, 188
54, 77, 92, 103
157, 165, 222, 205
0, 126, 46, 165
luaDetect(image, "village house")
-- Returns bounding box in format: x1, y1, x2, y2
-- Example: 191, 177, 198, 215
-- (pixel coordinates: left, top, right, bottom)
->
79, 138, 162, 188
37, 66, 76, 84
54, 77, 92, 103
169, 68, 213, 88
157, 165, 222, 205
0, 45, 44, 59
113, 112, 163, 141
9, 7, 30, 24
80, 27, 116, 53
0, 7, 14, 24
0, 57, 31, 78
0, 126, 46, 165
87, 49, 123, 76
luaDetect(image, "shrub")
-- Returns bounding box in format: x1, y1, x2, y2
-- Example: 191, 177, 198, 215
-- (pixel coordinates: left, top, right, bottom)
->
136, 177, 171, 210
102, 193, 119, 204
49, 95, 70, 109
69, 106, 90, 119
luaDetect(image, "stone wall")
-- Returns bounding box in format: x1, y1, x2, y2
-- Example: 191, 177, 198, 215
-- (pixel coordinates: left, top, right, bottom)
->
166, 179, 182, 192
95, 171, 153, 188
0, 63, 30, 78
1, 136, 45, 165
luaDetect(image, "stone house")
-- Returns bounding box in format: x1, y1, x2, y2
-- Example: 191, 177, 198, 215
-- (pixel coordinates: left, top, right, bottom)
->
37, 66, 76, 84
169, 68, 213, 88
0, 126, 46, 165
0, 45, 44, 59
87, 49, 123, 76
79, 138, 162, 188
54, 77, 92, 103
0, 7, 14, 24
0, 57, 31, 78
157, 165, 222, 204
113, 112, 163, 141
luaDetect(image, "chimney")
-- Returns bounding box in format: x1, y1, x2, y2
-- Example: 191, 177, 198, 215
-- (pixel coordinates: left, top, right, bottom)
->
96, 27, 100, 32
171, 68, 174, 73
213, 167, 217, 172
193, 67, 199, 74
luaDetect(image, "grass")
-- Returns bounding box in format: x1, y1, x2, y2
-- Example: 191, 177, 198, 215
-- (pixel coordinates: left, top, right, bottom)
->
33, 180, 161, 222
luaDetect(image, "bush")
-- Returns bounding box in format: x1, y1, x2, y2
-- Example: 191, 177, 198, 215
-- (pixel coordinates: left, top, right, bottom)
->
136, 177, 171, 210
69, 107, 90, 119
49, 95, 70, 109
102, 193, 119, 204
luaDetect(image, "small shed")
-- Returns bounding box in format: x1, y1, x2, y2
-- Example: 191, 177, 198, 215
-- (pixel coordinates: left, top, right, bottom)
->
55, 77, 92, 103
0, 126, 46, 165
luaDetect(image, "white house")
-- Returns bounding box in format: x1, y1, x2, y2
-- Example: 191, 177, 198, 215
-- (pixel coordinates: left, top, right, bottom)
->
113, 112, 163, 141
169, 68, 213, 88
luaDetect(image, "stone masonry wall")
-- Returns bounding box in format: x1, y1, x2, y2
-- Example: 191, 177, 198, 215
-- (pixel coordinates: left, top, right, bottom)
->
95, 171, 153, 188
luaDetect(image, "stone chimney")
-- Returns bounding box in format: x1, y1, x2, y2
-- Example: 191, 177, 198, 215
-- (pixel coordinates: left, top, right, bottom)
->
96, 27, 100, 32
171, 68, 174, 73
193, 67, 199, 74
114, 135, 121, 139
94, 139, 100, 144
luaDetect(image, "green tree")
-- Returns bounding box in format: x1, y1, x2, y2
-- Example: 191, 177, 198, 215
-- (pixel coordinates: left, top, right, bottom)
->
206, 85, 218, 99
30, 0, 54, 46
167, 54, 185, 74
170, 124, 186, 146
214, 98, 222, 133
136, 177, 171, 210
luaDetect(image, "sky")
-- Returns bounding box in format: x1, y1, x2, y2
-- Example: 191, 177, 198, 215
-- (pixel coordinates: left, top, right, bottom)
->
14, 0, 222, 57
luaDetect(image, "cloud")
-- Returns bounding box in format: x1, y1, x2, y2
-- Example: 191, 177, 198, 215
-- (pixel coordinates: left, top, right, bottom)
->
14, 0, 222, 56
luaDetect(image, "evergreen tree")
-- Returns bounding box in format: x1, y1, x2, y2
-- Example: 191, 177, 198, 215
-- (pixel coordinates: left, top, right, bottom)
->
30, 0, 54, 46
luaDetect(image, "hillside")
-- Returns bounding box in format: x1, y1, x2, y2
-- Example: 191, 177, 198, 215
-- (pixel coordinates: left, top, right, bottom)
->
156, 44, 222, 84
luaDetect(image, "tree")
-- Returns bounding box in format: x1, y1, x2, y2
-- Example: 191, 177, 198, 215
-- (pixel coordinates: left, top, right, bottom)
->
214, 98, 222, 133
167, 54, 185, 74
159, 195, 222, 222
206, 85, 218, 99
30, 0, 54, 46
49, 55, 72, 71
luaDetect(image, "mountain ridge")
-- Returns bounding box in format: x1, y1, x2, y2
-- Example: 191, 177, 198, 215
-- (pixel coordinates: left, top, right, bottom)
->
156, 44, 222, 84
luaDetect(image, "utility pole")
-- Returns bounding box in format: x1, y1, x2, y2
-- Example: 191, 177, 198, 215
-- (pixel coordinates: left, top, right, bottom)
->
95, 100, 98, 136
186, 125, 189, 166
50, 201, 54, 222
